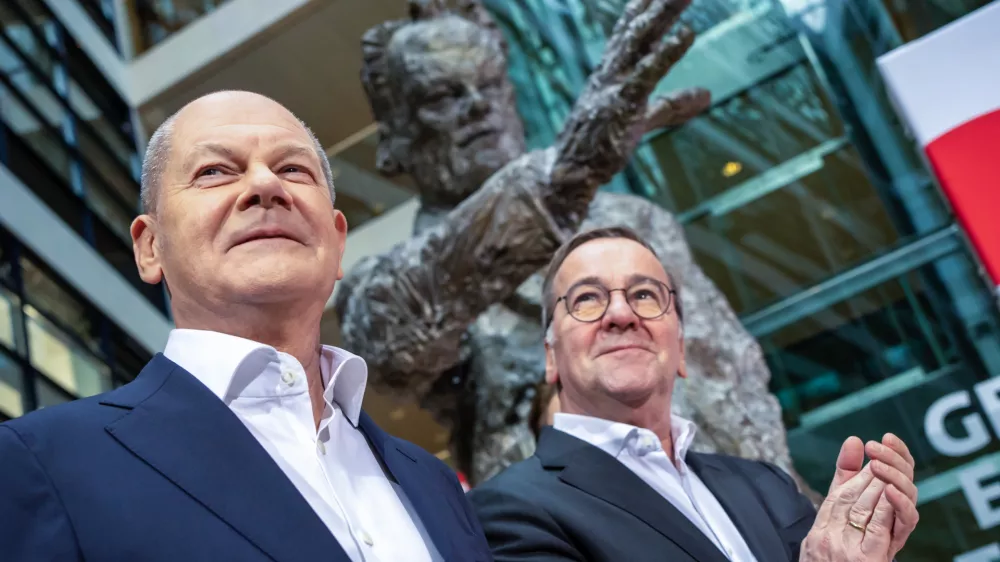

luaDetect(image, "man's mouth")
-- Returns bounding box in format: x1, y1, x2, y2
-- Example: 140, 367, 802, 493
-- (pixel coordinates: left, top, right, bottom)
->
230, 227, 301, 249
597, 344, 650, 356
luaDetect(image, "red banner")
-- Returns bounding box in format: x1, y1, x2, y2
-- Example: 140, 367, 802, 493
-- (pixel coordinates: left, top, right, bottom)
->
878, 2, 1000, 290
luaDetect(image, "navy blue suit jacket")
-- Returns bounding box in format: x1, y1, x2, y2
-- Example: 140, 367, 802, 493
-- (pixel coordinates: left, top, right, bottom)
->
0, 354, 492, 562
470, 427, 817, 561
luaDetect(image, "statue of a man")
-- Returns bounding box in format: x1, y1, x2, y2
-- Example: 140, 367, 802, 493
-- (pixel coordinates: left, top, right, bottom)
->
336, 0, 814, 497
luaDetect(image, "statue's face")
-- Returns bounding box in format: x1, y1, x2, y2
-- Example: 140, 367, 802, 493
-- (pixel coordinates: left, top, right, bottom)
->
388, 16, 526, 205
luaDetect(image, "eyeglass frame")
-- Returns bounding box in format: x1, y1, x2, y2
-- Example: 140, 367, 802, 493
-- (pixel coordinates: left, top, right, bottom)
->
548, 277, 678, 328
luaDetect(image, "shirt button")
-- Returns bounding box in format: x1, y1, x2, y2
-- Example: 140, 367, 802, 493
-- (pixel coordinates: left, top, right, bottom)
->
280, 370, 295, 385
318, 441, 326, 455
359, 530, 374, 546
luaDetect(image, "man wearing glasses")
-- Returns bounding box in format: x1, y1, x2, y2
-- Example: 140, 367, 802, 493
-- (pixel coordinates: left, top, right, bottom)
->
468, 226, 919, 561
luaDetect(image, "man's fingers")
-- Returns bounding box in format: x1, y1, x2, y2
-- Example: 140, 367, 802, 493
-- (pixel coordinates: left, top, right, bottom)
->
871, 460, 918, 504
829, 463, 876, 525
829, 436, 866, 494
624, 27, 695, 101
842, 478, 885, 551
886, 483, 919, 555
861, 493, 895, 557
641, 88, 711, 132
883, 433, 915, 469
867, 440, 914, 481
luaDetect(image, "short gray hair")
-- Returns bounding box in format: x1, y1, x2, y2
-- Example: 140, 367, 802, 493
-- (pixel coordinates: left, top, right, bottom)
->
140, 93, 336, 213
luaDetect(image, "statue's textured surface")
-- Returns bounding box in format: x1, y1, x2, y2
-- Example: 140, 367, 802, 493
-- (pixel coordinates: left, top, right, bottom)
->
336, 0, 816, 497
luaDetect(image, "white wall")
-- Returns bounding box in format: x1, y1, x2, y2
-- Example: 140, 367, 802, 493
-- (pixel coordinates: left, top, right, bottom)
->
0, 166, 172, 354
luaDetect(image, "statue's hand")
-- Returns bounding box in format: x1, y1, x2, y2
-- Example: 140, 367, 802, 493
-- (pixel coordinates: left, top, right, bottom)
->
552, 0, 709, 187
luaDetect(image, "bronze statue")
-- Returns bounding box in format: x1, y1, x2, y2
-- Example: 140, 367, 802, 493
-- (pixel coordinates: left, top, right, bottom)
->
336, 0, 815, 497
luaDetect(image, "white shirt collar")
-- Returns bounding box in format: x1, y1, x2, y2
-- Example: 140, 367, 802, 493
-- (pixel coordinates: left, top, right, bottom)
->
553, 412, 698, 465
162, 328, 368, 426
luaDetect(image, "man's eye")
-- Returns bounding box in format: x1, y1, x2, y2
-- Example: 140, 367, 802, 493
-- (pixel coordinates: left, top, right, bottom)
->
283, 166, 302, 174
198, 167, 223, 177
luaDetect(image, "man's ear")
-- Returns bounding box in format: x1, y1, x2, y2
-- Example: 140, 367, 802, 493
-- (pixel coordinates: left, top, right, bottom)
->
544, 340, 559, 386
333, 209, 348, 280
131, 215, 163, 285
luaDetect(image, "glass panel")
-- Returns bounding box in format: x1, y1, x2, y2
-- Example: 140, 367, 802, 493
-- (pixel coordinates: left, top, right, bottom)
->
133, 0, 231, 54
0, 6, 55, 76
0, 347, 23, 418
76, 0, 118, 49
681, 142, 943, 314
71, 83, 138, 174
647, 64, 846, 213
766, 263, 974, 429
0, 81, 72, 181
64, 36, 133, 143
34, 374, 70, 409
25, 305, 110, 398
81, 163, 134, 243
0, 286, 19, 353
19, 257, 98, 353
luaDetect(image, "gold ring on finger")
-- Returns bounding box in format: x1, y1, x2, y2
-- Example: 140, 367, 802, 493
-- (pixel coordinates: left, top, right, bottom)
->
848, 520, 867, 533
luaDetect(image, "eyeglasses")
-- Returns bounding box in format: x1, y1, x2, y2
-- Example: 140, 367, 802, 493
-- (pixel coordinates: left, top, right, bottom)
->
553, 279, 676, 325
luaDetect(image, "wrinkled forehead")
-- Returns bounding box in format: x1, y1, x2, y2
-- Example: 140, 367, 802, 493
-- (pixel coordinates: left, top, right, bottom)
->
554, 239, 670, 294
388, 17, 505, 89
171, 98, 315, 162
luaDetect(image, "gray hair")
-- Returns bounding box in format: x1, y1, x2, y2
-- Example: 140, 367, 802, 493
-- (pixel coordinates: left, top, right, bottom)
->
140, 93, 336, 213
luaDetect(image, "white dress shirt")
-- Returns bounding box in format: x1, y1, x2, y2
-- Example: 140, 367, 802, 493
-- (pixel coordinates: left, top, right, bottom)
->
554, 412, 758, 562
163, 329, 443, 562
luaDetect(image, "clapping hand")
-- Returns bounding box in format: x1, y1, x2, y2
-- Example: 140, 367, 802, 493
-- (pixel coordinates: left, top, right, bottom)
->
800, 434, 919, 561
552, 0, 711, 188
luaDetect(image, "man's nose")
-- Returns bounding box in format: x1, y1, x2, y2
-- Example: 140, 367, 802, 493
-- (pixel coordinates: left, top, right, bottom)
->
601, 290, 638, 331
237, 164, 292, 210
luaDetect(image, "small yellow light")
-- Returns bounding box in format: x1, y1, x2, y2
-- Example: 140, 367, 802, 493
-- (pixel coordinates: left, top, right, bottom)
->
722, 161, 742, 177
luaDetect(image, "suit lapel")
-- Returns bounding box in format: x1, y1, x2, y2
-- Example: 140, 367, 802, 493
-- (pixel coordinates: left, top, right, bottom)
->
101, 355, 351, 562
358, 413, 461, 562
537, 428, 729, 562
688, 453, 789, 561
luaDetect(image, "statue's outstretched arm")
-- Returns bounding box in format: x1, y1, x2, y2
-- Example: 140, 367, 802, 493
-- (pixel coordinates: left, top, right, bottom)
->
336, 0, 709, 396
334, 149, 565, 396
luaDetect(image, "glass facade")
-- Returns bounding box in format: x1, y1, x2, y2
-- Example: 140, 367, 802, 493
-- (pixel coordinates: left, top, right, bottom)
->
130, 0, 230, 55
492, 1, 1000, 560
78, 0, 119, 51
0, 0, 167, 314
0, 225, 152, 422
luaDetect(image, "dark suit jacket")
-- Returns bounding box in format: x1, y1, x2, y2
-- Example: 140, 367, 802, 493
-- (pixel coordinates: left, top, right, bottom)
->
469, 426, 816, 562
0, 354, 492, 562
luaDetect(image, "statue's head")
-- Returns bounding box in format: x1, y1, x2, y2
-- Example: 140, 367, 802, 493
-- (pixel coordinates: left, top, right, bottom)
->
360, 0, 526, 206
